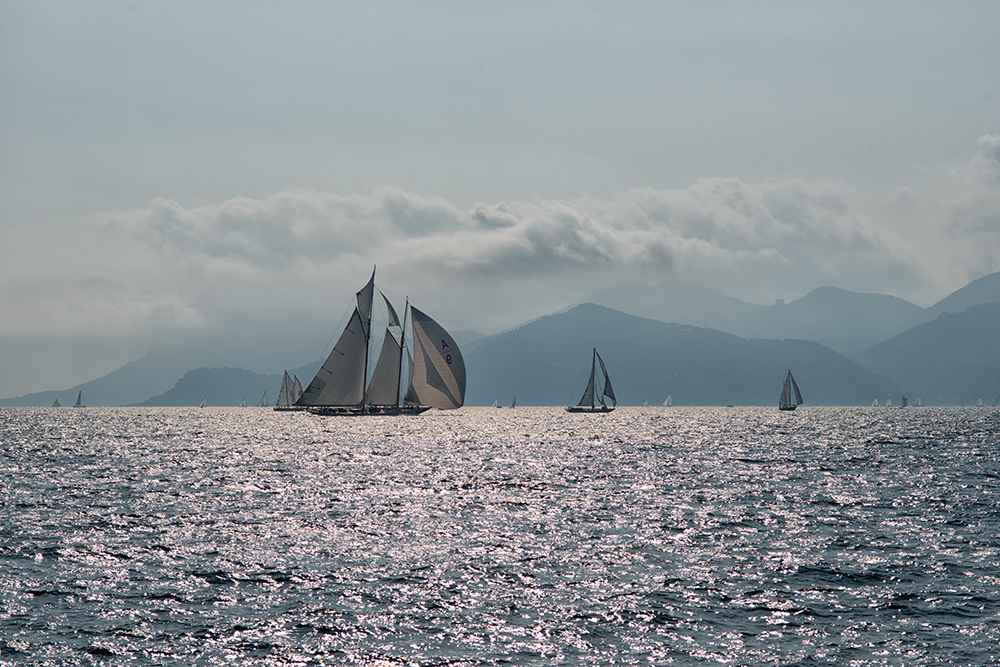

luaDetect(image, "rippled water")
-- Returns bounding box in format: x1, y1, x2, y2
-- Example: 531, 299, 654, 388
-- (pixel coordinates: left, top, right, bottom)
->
2, 406, 999, 665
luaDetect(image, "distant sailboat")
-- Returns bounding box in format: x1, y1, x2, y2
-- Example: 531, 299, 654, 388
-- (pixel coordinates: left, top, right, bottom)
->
275, 371, 306, 411
872, 398, 879, 407
510, 397, 516, 408
664, 393, 672, 407
901, 394, 908, 408
778, 371, 803, 411
492, 399, 499, 408
642, 400, 648, 407
977, 397, 984, 406
915, 394, 922, 407
297, 267, 466, 416
885, 398, 892, 407
51, 399, 61, 407
239, 395, 247, 407
73, 391, 85, 408
566, 348, 615, 413
199, 397, 207, 408
257, 391, 268, 407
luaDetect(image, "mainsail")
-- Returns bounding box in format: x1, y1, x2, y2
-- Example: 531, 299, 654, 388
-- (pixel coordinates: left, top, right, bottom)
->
664, 393, 672, 407
73, 391, 84, 408
277, 371, 293, 407
239, 395, 247, 407
257, 391, 268, 407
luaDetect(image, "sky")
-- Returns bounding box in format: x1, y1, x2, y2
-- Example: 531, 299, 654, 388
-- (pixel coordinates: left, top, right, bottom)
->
1, 0, 998, 398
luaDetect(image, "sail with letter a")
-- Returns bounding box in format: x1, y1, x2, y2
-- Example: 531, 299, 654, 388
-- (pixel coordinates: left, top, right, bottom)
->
406, 306, 466, 410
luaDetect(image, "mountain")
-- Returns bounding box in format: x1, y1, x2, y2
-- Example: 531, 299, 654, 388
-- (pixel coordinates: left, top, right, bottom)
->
925, 271, 1000, 318
464, 303, 898, 406
578, 281, 923, 354
132, 367, 281, 407
849, 303, 1000, 405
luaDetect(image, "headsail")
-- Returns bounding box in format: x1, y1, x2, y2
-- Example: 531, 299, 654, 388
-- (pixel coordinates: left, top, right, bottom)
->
52, 399, 61, 407
664, 393, 672, 407
577, 351, 597, 407
407, 306, 466, 409
365, 331, 403, 405
239, 395, 247, 407
277, 371, 293, 407
258, 391, 268, 407
297, 309, 368, 406
596, 350, 616, 407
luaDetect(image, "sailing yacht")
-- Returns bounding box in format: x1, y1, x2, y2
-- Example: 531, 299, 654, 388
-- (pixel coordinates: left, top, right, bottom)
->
510, 397, 515, 408
915, 394, 922, 407
778, 371, 803, 411
51, 399, 61, 407
566, 348, 616, 413
664, 393, 672, 407
872, 398, 879, 407
199, 397, 207, 408
885, 398, 892, 407
239, 396, 247, 407
73, 391, 85, 408
257, 391, 268, 407
901, 394, 908, 408
275, 371, 306, 411
296, 267, 466, 415
977, 397, 984, 406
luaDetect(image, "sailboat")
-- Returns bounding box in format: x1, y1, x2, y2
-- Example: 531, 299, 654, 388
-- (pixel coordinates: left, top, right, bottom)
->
901, 394, 908, 408
643, 400, 648, 407
510, 397, 516, 408
778, 371, 803, 411
257, 391, 268, 407
199, 397, 207, 408
871, 398, 879, 407
239, 395, 247, 407
885, 398, 892, 407
275, 371, 306, 411
492, 399, 499, 408
977, 397, 984, 406
296, 267, 466, 416
664, 393, 672, 407
51, 399, 60, 407
915, 394, 922, 406
566, 348, 616, 413
73, 391, 85, 408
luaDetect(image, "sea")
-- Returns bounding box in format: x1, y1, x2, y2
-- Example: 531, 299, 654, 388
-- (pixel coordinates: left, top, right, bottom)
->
1, 406, 999, 666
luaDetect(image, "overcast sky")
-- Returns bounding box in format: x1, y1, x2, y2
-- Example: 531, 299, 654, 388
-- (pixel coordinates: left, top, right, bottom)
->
1, 1, 998, 397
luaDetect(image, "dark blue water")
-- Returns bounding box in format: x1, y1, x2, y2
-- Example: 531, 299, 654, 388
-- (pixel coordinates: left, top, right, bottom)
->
2, 406, 998, 665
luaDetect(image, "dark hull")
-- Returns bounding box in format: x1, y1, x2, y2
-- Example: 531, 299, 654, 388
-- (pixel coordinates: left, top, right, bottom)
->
273, 406, 308, 412
307, 405, 432, 416
565, 405, 614, 413
778, 405, 797, 411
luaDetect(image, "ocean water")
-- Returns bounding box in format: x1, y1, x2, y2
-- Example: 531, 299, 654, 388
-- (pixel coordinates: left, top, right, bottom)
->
1, 406, 999, 666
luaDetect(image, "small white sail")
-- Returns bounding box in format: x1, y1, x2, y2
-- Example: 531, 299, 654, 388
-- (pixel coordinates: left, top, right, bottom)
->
492, 399, 498, 408
292, 376, 302, 403
510, 397, 516, 408
915, 394, 922, 406
239, 395, 247, 407
51, 399, 61, 407
664, 393, 672, 407
872, 398, 878, 407
199, 396, 207, 408
257, 391, 268, 407
643, 400, 648, 407
901, 394, 908, 408
73, 391, 84, 408
977, 397, 984, 406
885, 398, 891, 407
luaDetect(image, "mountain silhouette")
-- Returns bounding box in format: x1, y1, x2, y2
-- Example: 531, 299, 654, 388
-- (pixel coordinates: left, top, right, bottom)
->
465, 303, 898, 406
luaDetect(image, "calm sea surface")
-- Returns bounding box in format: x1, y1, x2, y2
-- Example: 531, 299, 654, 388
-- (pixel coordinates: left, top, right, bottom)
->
1, 406, 999, 665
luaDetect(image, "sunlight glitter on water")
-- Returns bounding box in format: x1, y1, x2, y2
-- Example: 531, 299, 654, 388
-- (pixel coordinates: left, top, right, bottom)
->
1, 406, 999, 664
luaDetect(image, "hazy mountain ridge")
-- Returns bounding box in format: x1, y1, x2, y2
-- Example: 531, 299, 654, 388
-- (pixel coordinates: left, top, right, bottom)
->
465, 303, 898, 406
849, 303, 1000, 406
3, 272, 998, 407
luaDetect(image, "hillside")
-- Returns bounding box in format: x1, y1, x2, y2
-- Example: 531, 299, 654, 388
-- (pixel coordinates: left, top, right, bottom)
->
850, 303, 1000, 405
464, 303, 897, 406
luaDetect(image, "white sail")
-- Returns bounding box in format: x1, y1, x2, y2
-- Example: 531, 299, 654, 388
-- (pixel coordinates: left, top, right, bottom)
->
643, 400, 648, 407
292, 376, 302, 403
407, 306, 466, 410
257, 391, 268, 407
664, 393, 672, 407
885, 398, 891, 407
199, 396, 207, 408
872, 398, 878, 407
510, 397, 516, 408
239, 395, 247, 407
298, 309, 368, 407
365, 332, 403, 405
901, 394, 908, 407
277, 371, 293, 407
915, 394, 922, 406
977, 397, 984, 406
596, 350, 616, 407
52, 399, 61, 407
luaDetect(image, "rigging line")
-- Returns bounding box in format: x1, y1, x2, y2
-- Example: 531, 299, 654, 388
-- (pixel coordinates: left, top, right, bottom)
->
302, 297, 356, 381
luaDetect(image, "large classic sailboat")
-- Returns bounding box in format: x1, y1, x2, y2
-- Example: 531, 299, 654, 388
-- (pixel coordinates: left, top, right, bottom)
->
778, 371, 803, 411
296, 267, 466, 416
566, 348, 616, 413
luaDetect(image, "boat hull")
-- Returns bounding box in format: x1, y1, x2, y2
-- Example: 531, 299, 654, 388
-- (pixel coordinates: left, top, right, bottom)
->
778, 405, 797, 411
565, 406, 614, 413
307, 405, 432, 416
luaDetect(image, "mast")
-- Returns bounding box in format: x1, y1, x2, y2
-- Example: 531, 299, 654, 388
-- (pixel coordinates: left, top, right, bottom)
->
397, 298, 408, 407
360, 267, 375, 409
